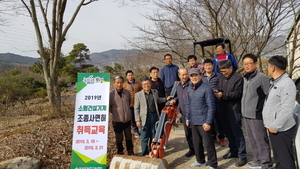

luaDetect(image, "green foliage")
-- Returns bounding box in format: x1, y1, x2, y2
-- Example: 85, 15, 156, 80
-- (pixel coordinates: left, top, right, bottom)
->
29, 48, 66, 76
103, 63, 123, 75
34, 87, 47, 97
62, 43, 99, 83
103, 63, 124, 81
0, 68, 46, 105
28, 60, 43, 74
65, 43, 90, 64
29, 44, 99, 84
85, 66, 99, 73
7, 68, 23, 75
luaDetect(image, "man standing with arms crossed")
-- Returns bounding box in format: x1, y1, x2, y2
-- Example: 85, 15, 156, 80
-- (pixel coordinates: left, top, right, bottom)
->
263, 55, 297, 169
241, 54, 272, 169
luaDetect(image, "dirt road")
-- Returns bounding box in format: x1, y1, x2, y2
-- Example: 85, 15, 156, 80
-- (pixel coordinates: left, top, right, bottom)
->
133, 123, 255, 169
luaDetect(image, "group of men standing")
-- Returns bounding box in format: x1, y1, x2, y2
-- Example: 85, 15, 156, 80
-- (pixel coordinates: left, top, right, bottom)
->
109, 43, 298, 169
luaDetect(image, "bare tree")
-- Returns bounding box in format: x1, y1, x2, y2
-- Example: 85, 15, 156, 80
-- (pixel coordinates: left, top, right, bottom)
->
128, 0, 300, 71
120, 51, 165, 76
20, 0, 97, 115
286, 12, 300, 78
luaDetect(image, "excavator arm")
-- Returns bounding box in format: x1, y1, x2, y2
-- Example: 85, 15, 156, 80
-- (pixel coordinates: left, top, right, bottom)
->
110, 82, 179, 169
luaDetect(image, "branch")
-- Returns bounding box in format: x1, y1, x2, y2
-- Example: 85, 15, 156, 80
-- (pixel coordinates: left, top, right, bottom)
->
20, 0, 32, 16
62, 0, 96, 38
259, 43, 286, 57
38, 0, 52, 40
83, 0, 97, 5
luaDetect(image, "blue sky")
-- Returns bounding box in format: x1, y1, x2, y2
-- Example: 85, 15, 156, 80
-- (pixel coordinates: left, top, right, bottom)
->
0, 1, 153, 58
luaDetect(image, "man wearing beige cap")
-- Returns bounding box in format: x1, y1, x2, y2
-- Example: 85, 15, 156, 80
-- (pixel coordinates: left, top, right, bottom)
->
185, 68, 217, 169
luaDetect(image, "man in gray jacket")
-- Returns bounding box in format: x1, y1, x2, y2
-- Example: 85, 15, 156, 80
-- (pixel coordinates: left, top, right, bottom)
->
263, 55, 297, 169
134, 78, 166, 156
241, 54, 272, 169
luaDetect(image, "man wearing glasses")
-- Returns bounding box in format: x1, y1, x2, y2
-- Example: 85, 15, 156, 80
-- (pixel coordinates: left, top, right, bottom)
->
214, 60, 247, 167
134, 78, 166, 156
241, 54, 272, 168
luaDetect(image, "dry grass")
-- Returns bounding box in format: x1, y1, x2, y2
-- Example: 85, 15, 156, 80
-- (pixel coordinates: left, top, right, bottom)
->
0, 90, 122, 169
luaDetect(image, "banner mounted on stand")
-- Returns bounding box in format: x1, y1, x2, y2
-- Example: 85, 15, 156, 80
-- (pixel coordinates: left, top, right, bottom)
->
70, 73, 110, 169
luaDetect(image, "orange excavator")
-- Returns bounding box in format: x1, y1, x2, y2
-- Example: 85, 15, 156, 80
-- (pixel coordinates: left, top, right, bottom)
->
110, 82, 179, 169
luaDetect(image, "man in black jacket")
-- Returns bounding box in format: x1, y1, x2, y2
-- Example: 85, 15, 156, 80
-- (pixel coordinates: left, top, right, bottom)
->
149, 66, 165, 113
214, 60, 247, 167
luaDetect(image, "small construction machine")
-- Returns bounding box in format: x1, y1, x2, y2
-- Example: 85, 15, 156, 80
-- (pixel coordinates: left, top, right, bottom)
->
110, 82, 179, 169
193, 37, 232, 59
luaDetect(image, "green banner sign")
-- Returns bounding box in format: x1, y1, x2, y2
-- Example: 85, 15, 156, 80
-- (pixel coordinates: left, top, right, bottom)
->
71, 73, 110, 169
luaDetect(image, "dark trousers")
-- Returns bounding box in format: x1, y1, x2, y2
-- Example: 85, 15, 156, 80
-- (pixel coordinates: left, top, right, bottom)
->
212, 102, 225, 140
223, 113, 247, 158
244, 118, 272, 169
140, 113, 158, 156
165, 88, 172, 97
130, 107, 139, 133
191, 124, 218, 168
158, 103, 165, 115
269, 125, 296, 169
181, 116, 194, 151
112, 121, 133, 153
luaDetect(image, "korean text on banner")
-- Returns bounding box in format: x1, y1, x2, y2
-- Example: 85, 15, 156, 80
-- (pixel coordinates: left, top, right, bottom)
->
70, 73, 110, 169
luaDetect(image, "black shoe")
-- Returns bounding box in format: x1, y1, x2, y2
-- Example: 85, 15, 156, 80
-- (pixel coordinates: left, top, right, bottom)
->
235, 158, 247, 167
223, 150, 238, 159
184, 150, 195, 157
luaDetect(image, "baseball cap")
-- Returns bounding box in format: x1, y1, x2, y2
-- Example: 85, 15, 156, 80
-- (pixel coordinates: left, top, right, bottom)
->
188, 68, 201, 76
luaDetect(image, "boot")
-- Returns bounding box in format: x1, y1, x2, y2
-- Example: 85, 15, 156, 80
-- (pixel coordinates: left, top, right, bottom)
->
126, 140, 134, 155
116, 143, 123, 155
127, 148, 134, 155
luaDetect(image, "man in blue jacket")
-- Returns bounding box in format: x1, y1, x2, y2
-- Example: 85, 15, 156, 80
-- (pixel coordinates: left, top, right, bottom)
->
202, 59, 226, 147
212, 43, 238, 73
186, 68, 217, 169
160, 53, 180, 96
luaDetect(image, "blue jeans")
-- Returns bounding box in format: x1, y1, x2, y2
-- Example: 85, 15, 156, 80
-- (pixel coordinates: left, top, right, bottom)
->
140, 113, 158, 156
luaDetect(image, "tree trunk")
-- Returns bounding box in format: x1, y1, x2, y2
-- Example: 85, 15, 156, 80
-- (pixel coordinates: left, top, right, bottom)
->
45, 74, 61, 117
